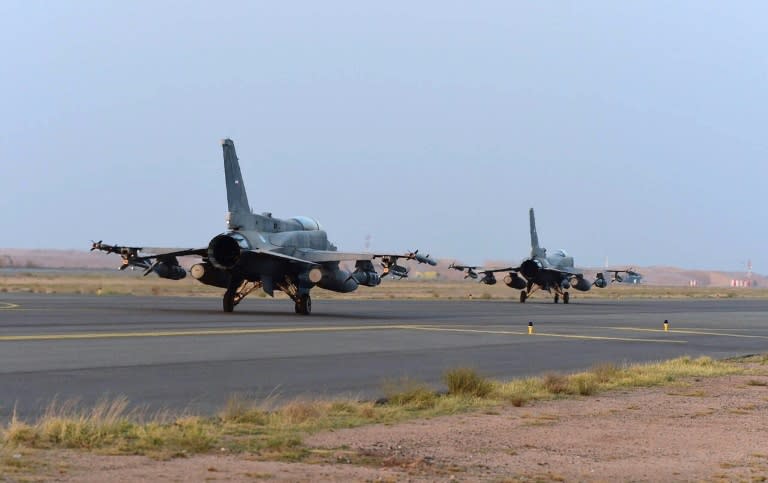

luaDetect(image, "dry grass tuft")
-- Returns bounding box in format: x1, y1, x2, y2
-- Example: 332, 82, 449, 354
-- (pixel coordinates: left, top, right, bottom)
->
218, 394, 269, 425
442, 368, 493, 398
382, 378, 438, 409
542, 373, 570, 394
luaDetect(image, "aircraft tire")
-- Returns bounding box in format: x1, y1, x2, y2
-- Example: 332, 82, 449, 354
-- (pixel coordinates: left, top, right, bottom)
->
563, 292, 570, 304
519, 291, 527, 303
298, 294, 312, 315
554, 294, 559, 303
223, 294, 235, 313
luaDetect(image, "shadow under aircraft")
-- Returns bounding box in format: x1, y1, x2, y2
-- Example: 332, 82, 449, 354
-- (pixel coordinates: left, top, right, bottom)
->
92, 139, 435, 315
450, 208, 609, 304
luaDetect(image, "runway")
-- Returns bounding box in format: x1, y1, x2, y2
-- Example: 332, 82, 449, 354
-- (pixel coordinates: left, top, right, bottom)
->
1, 293, 767, 419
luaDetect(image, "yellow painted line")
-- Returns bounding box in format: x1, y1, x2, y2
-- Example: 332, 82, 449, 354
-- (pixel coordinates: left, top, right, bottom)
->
0, 302, 20, 310
0, 323, 685, 344
599, 327, 768, 340
0, 324, 428, 342
406, 326, 686, 344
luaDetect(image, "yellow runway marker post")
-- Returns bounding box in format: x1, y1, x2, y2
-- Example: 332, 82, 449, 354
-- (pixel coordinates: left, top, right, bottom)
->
528, 321, 534, 335
664, 319, 669, 332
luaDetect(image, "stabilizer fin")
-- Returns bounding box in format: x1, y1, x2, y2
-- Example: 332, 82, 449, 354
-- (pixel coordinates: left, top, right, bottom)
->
221, 139, 251, 214
529, 208, 546, 258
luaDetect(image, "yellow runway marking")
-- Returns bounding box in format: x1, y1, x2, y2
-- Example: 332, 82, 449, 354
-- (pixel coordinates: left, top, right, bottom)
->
0, 324, 685, 344
0, 325, 431, 342
0, 302, 20, 310
401, 326, 686, 344
599, 327, 768, 340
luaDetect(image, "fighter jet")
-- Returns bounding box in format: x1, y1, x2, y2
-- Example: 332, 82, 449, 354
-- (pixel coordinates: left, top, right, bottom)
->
450, 208, 607, 304
92, 139, 436, 315
605, 268, 643, 284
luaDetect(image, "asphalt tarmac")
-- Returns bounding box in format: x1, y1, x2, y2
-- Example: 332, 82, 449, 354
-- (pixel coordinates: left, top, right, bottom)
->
1, 293, 767, 419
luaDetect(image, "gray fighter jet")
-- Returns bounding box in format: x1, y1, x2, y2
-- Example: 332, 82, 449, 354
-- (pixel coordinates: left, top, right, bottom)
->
92, 139, 436, 315
450, 208, 607, 304
605, 268, 643, 284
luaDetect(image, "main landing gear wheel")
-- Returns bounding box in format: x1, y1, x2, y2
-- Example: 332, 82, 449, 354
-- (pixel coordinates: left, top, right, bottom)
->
519, 291, 527, 303
563, 291, 570, 304
554, 294, 559, 304
295, 294, 312, 315
223, 292, 235, 313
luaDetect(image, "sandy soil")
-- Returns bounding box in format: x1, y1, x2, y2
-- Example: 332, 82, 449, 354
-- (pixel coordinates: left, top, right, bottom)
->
16, 373, 768, 482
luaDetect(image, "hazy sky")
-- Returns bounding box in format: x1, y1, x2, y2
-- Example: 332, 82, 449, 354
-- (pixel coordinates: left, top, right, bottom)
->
2, 1, 766, 272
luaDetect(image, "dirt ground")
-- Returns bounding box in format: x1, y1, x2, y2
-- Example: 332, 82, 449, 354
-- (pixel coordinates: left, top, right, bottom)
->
13, 373, 768, 482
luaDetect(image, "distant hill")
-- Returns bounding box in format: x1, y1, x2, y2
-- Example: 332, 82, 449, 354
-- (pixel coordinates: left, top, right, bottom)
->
0, 249, 118, 269
0, 249, 763, 288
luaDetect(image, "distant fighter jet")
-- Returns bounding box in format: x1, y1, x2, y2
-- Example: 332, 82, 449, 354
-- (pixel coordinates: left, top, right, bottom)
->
605, 268, 643, 284
450, 208, 607, 304
92, 139, 435, 315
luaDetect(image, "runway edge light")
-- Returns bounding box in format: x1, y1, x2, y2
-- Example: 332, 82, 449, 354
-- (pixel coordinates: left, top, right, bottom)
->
528, 321, 534, 335
664, 319, 669, 332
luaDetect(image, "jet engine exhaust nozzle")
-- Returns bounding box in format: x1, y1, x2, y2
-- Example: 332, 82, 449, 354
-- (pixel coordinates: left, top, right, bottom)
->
520, 259, 541, 279
208, 234, 242, 269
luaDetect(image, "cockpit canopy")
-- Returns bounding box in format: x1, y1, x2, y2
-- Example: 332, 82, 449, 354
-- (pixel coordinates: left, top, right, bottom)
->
554, 249, 569, 257
291, 216, 323, 231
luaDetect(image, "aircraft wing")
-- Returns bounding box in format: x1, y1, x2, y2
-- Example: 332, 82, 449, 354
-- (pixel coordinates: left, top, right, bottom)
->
449, 262, 519, 281
449, 263, 518, 274
91, 241, 206, 270
92, 241, 319, 270
477, 267, 519, 274
295, 249, 375, 263
448, 263, 479, 271
295, 249, 436, 266
541, 266, 583, 278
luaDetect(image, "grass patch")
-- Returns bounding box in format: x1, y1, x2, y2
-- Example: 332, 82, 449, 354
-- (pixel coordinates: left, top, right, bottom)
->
382, 378, 438, 409
0, 355, 749, 464
442, 368, 493, 398
495, 356, 740, 402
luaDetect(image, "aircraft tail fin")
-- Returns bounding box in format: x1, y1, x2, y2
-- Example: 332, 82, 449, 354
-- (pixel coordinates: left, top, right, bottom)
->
221, 139, 251, 214
529, 208, 546, 258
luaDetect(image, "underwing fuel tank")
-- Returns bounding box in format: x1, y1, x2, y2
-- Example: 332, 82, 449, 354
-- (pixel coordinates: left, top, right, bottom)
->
479, 272, 497, 285
571, 276, 592, 292
317, 270, 359, 293
190, 263, 230, 288
503, 272, 527, 290
593, 273, 608, 289
350, 260, 381, 287
153, 262, 187, 280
